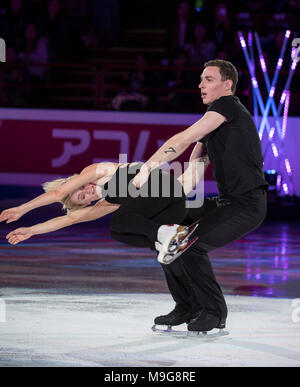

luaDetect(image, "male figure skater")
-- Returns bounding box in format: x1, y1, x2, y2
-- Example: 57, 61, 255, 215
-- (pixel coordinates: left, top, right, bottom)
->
133, 59, 268, 333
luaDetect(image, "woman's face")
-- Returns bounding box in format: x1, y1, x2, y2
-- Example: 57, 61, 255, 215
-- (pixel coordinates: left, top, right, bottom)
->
69, 183, 99, 206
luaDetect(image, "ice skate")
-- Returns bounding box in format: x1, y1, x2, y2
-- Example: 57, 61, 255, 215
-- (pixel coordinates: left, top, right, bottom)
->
155, 224, 199, 264
157, 235, 199, 265
152, 304, 194, 333
187, 311, 229, 337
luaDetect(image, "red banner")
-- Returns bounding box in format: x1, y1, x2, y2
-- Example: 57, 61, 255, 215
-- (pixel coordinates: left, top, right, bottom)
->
0, 109, 214, 185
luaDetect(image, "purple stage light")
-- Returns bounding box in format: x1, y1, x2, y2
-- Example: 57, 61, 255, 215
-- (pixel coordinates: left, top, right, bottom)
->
239, 31, 273, 137
280, 91, 286, 104
271, 143, 279, 158
276, 175, 282, 189
269, 86, 275, 97
290, 47, 298, 70
268, 127, 275, 140
240, 36, 246, 48
284, 158, 292, 175
251, 77, 258, 88
281, 90, 290, 139
277, 58, 283, 69
259, 29, 290, 138
239, 29, 296, 196
248, 32, 253, 45
259, 56, 267, 72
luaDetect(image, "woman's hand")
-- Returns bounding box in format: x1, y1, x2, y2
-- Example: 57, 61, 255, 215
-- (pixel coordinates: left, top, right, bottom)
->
6, 227, 33, 245
132, 164, 151, 189
0, 207, 25, 224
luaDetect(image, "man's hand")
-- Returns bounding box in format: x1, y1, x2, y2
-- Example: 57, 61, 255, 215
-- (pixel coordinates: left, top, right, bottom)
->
0, 207, 25, 224
132, 164, 151, 189
6, 227, 33, 245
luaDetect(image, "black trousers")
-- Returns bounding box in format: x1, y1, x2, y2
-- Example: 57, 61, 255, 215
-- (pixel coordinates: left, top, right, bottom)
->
161, 187, 267, 322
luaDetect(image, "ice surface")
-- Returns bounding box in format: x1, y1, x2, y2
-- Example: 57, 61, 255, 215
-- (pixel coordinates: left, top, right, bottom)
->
0, 289, 299, 367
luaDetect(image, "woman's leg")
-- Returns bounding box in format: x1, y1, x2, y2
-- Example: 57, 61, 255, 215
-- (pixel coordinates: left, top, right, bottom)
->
110, 230, 151, 248
110, 198, 188, 249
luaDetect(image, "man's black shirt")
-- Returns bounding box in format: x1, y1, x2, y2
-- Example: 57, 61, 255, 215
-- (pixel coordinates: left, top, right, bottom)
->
199, 95, 268, 197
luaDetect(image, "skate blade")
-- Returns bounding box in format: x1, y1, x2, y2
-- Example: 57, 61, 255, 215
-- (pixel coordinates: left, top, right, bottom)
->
184, 223, 199, 241
152, 325, 229, 339
187, 329, 229, 338
167, 226, 189, 253
162, 236, 199, 264
178, 224, 198, 248
168, 224, 199, 252
152, 325, 187, 336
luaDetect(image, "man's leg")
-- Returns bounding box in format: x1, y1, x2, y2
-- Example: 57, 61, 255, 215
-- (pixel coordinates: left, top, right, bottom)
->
156, 244, 227, 327
160, 259, 197, 307
158, 189, 267, 330
187, 190, 267, 330
153, 197, 220, 326
153, 258, 201, 326
180, 244, 228, 324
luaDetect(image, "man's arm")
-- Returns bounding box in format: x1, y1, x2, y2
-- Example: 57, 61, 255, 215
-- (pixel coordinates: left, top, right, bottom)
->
177, 142, 210, 194
6, 200, 119, 245
133, 111, 225, 187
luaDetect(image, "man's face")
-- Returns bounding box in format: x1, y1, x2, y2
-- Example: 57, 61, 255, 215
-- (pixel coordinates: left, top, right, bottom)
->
198, 66, 232, 105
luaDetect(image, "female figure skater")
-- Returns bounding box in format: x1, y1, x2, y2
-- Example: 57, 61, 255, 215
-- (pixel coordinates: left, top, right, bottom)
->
0, 148, 206, 263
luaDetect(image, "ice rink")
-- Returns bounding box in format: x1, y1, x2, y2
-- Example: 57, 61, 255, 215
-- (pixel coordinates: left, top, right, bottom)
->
1, 216, 300, 367
0, 289, 299, 367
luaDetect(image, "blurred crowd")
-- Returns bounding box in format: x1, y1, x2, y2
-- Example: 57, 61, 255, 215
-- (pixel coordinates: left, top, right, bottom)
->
0, 0, 120, 105
112, 0, 299, 112
0, 0, 299, 111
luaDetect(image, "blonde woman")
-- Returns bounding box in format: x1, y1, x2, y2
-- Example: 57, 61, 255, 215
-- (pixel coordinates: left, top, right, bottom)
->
0, 145, 207, 264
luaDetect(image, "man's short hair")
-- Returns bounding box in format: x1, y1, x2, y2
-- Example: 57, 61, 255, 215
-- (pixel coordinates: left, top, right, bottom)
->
204, 59, 238, 93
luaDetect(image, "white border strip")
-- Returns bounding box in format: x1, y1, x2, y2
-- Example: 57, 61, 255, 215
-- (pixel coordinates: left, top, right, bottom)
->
1, 108, 299, 125
0, 108, 201, 125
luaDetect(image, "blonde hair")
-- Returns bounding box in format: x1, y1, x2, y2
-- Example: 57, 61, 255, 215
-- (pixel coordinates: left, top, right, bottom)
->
42, 174, 86, 213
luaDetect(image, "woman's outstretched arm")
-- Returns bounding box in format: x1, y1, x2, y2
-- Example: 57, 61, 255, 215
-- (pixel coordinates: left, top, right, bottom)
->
0, 191, 60, 224
0, 162, 116, 223
6, 199, 119, 245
